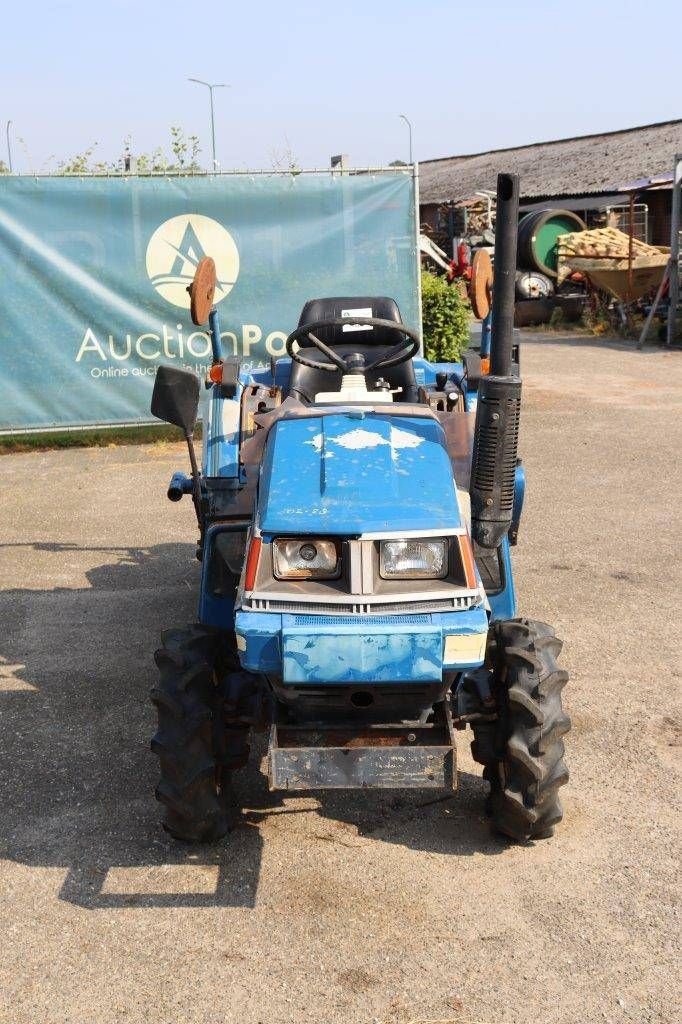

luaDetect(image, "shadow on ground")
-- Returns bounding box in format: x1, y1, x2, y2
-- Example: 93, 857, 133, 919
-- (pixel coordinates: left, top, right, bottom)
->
520, 331, 675, 354
0, 542, 504, 912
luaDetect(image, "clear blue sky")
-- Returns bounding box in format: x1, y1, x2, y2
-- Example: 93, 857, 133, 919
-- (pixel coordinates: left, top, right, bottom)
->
3, 0, 680, 172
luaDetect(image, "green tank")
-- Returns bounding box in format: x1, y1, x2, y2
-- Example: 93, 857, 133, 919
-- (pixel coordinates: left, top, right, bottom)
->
517, 209, 586, 277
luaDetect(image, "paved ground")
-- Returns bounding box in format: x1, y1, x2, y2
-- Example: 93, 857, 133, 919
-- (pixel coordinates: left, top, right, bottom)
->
0, 335, 680, 1024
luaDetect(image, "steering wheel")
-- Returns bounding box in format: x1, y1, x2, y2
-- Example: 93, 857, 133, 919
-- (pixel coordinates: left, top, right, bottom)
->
285, 316, 421, 373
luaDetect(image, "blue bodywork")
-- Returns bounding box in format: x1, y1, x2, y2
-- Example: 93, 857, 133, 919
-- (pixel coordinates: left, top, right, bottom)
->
258, 412, 460, 536
235, 605, 489, 682
186, 334, 521, 690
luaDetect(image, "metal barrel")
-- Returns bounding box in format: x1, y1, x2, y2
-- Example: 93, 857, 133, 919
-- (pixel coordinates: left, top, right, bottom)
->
516, 209, 586, 278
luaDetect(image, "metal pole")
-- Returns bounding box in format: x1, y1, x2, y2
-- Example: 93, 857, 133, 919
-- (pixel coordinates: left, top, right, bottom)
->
412, 162, 423, 349
5, 120, 13, 172
209, 86, 216, 170
667, 153, 681, 348
188, 79, 227, 171
627, 191, 635, 302
637, 258, 672, 349
399, 114, 413, 165
480, 311, 492, 359
208, 307, 222, 363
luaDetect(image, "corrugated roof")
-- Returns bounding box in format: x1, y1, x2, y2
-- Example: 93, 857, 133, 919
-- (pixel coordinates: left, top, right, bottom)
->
418, 120, 682, 204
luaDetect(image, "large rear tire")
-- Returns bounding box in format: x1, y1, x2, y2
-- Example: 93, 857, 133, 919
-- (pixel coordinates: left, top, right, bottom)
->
150, 625, 260, 843
484, 618, 570, 841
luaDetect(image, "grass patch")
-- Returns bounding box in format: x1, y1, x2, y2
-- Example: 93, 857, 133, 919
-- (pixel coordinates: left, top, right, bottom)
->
521, 322, 595, 336
0, 422, 197, 455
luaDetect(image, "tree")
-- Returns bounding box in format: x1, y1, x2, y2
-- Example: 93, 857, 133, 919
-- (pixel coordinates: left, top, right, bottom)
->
55, 127, 203, 174
169, 126, 201, 171
57, 144, 102, 175
269, 137, 301, 174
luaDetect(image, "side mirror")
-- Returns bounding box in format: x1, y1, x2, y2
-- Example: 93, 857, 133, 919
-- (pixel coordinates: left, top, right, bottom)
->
151, 365, 200, 433
188, 256, 217, 326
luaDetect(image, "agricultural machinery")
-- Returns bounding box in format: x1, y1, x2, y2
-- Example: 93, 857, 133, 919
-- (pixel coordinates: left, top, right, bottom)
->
149, 172, 569, 844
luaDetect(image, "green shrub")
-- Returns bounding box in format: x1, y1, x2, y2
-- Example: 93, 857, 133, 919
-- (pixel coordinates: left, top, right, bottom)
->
420, 270, 471, 363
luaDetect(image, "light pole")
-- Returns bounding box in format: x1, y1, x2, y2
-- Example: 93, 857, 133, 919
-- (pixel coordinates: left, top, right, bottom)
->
6, 120, 13, 172
399, 114, 413, 165
188, 78, 228, 170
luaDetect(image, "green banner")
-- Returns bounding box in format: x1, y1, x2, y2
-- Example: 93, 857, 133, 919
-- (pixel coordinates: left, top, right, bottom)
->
0, 172, 419, 431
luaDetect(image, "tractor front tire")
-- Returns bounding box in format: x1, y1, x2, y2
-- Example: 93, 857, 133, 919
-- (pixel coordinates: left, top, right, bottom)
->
150, 625, 228, 843
485, 618, 570, 841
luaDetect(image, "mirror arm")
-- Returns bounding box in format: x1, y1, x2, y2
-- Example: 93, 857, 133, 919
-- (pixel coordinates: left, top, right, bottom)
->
184, 429, 204, 534
208, 308, 222, 364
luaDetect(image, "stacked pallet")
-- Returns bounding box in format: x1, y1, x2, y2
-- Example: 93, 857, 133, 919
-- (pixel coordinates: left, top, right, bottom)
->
557, 227, 665, 261
556, 227, 669, 298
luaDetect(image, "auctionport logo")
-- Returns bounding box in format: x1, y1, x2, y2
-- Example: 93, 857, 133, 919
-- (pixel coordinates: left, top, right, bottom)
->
75, 211, 288, 373
145, 213, 240, 308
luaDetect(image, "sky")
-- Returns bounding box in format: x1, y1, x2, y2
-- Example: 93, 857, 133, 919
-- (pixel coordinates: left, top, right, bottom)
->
2, 0, 680, 173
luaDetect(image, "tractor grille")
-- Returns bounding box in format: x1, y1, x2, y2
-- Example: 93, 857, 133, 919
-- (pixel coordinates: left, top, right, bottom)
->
292, 614, 430, 626
243, 594, 479, 615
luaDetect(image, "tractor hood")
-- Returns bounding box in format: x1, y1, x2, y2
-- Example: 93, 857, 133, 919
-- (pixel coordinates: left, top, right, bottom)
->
258, 411, 461, 536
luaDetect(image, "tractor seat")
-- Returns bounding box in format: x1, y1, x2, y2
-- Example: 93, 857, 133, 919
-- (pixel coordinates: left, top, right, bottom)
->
286, 296, 419, 403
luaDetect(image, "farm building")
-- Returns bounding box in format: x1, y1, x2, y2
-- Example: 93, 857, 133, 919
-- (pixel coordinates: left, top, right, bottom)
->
419, 119, 682, 253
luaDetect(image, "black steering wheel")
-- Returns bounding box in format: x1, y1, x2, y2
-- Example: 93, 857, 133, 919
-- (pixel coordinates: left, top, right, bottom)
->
285, 316, 421, 373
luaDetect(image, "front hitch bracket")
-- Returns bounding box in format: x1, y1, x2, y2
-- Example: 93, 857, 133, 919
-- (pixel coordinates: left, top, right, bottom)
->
268, 699, 457, 791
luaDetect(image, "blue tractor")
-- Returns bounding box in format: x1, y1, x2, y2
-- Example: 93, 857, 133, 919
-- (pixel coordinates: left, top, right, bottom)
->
149, 173, 569, 844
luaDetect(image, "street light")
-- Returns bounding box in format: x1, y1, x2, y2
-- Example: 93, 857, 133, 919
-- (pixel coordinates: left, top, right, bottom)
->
399, 114, 413, 165
188, 78, 229, 170
6, 120, 13, 173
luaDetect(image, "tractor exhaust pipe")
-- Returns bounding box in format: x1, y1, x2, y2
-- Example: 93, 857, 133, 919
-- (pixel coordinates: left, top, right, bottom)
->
469, 173, 522, 549
489, 174, 519, 377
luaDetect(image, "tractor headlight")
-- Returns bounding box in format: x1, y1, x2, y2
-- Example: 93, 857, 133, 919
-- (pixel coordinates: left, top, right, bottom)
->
273, 539, 341, 580
380, 538, 448, 579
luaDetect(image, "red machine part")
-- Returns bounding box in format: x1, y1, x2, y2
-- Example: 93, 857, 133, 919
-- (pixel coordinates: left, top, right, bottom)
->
447, 243, 472, 283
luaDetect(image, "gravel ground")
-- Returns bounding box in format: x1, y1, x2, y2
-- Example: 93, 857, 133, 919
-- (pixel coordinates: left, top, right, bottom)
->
0, 335, 680, 1024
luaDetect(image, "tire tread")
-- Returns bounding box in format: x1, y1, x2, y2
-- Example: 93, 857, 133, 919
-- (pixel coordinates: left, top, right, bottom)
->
488, 618, 570, 841
150, 625, 227, 843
